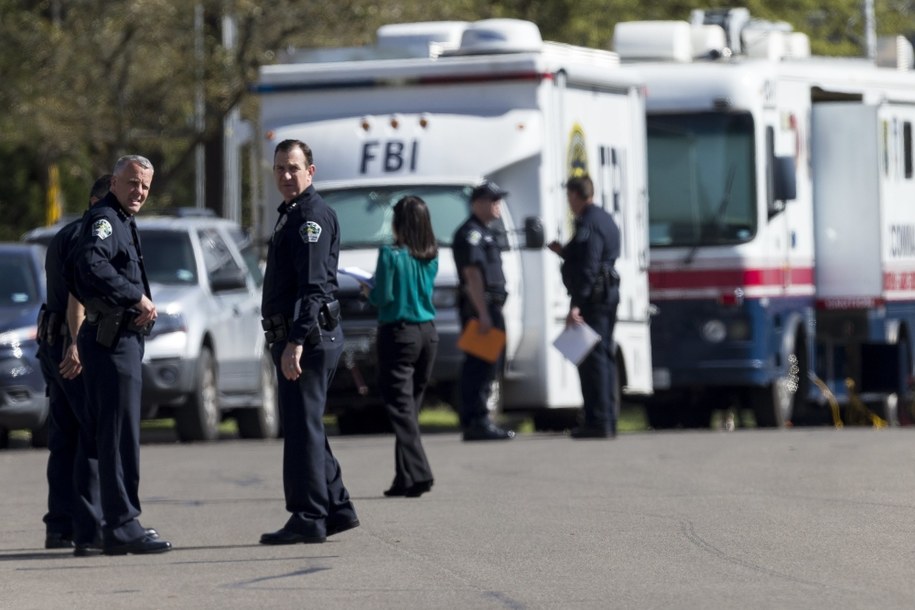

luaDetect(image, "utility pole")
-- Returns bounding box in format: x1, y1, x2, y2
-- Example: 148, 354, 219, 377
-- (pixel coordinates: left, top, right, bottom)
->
194, 3, 206, 209
864, 0, 877, 60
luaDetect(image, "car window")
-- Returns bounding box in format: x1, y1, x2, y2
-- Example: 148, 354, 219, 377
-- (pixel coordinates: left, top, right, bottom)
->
140, 230, 198, 285
0, 253, 40, 305
226, 225, 263, 287
198, 228, 242, 277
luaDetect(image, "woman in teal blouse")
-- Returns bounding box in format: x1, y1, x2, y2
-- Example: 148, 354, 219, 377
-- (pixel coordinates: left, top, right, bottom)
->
367, 195, 438, 497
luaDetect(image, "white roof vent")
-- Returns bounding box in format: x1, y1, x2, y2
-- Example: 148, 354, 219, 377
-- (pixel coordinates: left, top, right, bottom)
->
877, 35, 915, 70
376, 21, 470, 57
613, 21, 693, 62
452, 19, 543, 55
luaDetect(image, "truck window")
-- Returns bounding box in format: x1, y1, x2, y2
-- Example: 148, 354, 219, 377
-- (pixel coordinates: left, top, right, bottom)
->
322, 185, 473, 249
646, 111, 756, 247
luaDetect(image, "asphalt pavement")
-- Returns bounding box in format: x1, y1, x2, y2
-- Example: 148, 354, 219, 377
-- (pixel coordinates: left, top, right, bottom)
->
3, 426, 915, 609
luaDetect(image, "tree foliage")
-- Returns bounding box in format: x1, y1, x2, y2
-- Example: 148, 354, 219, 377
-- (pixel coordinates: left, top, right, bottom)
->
0, 0, 913, 239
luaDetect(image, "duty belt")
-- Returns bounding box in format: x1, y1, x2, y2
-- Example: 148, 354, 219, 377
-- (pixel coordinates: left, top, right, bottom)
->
484, 292, 508, 306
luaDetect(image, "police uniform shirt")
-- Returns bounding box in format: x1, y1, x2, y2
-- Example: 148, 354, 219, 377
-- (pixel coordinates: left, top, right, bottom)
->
560, 203, 621, 308
262, 185, 340, 346
72, 193, 148, 308
45, 217, 83, 313
452, 215, 506, 298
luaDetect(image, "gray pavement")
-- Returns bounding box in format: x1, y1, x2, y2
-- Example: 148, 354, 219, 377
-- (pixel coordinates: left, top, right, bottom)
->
3, 426, 915, 609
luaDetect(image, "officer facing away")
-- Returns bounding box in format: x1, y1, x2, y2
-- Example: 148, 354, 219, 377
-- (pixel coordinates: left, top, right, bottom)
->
452, 181, 515, 441
71, 155, 171, 554
39, 175, 109, 554
549, 175, 621, 439
259, 139, 359, 545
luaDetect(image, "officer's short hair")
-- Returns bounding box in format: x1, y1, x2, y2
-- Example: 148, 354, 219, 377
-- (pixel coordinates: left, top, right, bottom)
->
274, 139, 314, 166
89, 174, 113, 201
113, 155, 154, 174
567, 175, 594, 201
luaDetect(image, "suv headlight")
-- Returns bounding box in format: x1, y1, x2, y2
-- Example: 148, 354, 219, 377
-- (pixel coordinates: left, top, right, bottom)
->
149, 312, 187, 338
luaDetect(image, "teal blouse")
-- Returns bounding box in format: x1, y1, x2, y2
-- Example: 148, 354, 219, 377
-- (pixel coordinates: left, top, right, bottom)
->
368, 245, 438, 324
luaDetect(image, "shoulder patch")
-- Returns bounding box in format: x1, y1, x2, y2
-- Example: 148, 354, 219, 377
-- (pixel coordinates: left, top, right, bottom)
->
467, 230, 482, 246
92, 219, 113, 240
300, 220, 322, 244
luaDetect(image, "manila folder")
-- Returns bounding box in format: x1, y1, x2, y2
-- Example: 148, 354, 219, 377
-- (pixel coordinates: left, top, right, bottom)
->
457, 319, 506, 364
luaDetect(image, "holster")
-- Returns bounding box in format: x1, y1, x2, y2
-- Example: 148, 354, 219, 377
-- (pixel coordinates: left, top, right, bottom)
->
36, 306, 65, 346
261, 313, 288, 345
319, 300, 341, 330
86, 298, 125, 348
589, 264, 620, 305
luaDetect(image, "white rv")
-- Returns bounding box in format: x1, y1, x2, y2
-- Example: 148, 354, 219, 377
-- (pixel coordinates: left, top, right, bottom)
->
255, 19, 653, 431
614, 8, 915, 428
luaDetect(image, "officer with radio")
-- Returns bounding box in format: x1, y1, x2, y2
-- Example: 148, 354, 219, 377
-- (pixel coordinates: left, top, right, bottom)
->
549, 175, 621, 439
72, 155, 171, 554
452, 181, 515, 441
38, 175, 109, 554
259, 139, 359, 545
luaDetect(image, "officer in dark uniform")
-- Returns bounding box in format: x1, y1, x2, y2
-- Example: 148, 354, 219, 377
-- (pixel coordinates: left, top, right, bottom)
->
72, 155, 171, 554
452, 181, 515, 441
259, 139, 359, 545
550, 175, 621, 439
39, 175, 109, 554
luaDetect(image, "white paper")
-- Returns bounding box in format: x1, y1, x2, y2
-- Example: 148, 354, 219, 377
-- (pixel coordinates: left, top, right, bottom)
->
552, 322, 601, 365
338, 266, 375, 288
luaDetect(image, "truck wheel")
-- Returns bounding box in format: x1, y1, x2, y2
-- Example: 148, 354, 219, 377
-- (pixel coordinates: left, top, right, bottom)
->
237, 352, 279, 439
532, 408, 579, 431
753, 346, 806, 428
645, 395, 679, 430
486, 377, 504, 418
336, 404, 392, 435
175, 347, 220, 442
0, 427, 9, 449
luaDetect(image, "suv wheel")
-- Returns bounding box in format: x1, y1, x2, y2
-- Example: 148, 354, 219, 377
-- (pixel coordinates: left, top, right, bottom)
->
237, 351, 279, 439
175, 346, 220, 442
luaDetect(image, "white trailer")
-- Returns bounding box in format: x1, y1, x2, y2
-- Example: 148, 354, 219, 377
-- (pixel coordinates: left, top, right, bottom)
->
255, 19, 652, 430
613, 8, 915, 427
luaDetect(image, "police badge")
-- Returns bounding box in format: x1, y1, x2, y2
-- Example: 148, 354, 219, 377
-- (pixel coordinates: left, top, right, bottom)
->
92, 219, 113, 240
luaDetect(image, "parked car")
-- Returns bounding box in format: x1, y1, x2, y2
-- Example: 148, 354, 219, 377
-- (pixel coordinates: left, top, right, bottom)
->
23, 211, 277, 442
0, 243, 49, 448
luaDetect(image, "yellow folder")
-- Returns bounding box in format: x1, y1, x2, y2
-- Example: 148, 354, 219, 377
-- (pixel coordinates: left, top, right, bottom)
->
457, 319, 506, 363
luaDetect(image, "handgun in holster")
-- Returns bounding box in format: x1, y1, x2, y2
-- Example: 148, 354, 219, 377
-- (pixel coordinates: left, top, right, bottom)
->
36, 306, 48, 345
319, 300, 341, 330
261, 313, 288, 345
589, 264, 620, 305
86, 298, 125, 348
45, 311, 63, 347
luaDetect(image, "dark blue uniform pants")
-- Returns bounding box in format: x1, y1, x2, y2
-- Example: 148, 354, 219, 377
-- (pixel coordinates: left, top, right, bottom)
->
39, 337, 102, 545
78, 326, 146, 545
272, 326, 355, 535
459, 304, 504, 428
579, 302, 620, 432
377, 321, 437, 488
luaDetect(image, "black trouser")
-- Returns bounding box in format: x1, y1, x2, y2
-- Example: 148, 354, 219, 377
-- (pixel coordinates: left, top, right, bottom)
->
377, 320, 437, 488
578, 302, 620, 432
459, 304, 504, 428
78, 324, 147, 545
271, 325, 356, 536
38, 335, 102, 545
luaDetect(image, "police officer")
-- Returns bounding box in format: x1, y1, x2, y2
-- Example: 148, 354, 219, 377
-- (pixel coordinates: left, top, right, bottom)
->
550, 175, 621, 439
260, 139, 359, 545
39, 175, 109, 555
72, 155, 171, 554
452, 181, 515, 441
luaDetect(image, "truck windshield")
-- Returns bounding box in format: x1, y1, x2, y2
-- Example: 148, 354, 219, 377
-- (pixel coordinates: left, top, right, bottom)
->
646, 112, 756, 248
322, 185, 473, 249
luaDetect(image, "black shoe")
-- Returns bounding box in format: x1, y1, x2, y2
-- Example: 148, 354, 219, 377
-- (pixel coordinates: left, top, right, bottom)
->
144, 528, 160, 540
327, 516, 360, 537
45, 533, 74, 549
462, 422, 515, 441
103, 534, 172, 555
74, 543, 103, 557
383, 481, 408, 497
570, 426, 614, 439
260, 515, 326, 545
405, 480, 434, 498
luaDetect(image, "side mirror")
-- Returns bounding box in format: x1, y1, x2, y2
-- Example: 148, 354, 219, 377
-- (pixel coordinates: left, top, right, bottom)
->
210, 268, 248, 292
769, 155, 797, 218
523, 216, 545, 249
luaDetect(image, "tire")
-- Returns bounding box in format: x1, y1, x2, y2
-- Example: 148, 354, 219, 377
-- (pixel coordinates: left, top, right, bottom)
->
0, 427, 9, 449
645, 395, 679, 430
532, 408, 579, 431
175, 347, 220, 442
336, 404, 393, 435
30, 420, 49, 448
237, 352, 279, 439
486, 376, 504, 419
752, 338, 808, 428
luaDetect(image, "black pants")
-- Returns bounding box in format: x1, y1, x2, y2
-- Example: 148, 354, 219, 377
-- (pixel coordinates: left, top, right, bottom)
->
271, 325, 356, 536
78, 324, 146, 545
459, 305, 504, 428
578, 302, 619, 432
38, 336, 102, 545
377, 321, 437, 488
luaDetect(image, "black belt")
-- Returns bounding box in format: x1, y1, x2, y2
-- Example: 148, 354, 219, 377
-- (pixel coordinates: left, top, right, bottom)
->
484, 292, 507, 306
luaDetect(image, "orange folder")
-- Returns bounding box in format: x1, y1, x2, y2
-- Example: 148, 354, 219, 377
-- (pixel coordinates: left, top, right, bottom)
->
457, 319, 506, 363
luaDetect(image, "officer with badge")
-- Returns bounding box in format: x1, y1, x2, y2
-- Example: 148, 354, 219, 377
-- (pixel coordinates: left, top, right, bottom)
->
39, 175, 109, 554
259, 139, 359, 545
72, 155, 171, 554
452, 181, 515, 441
549, 175, 621, 439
